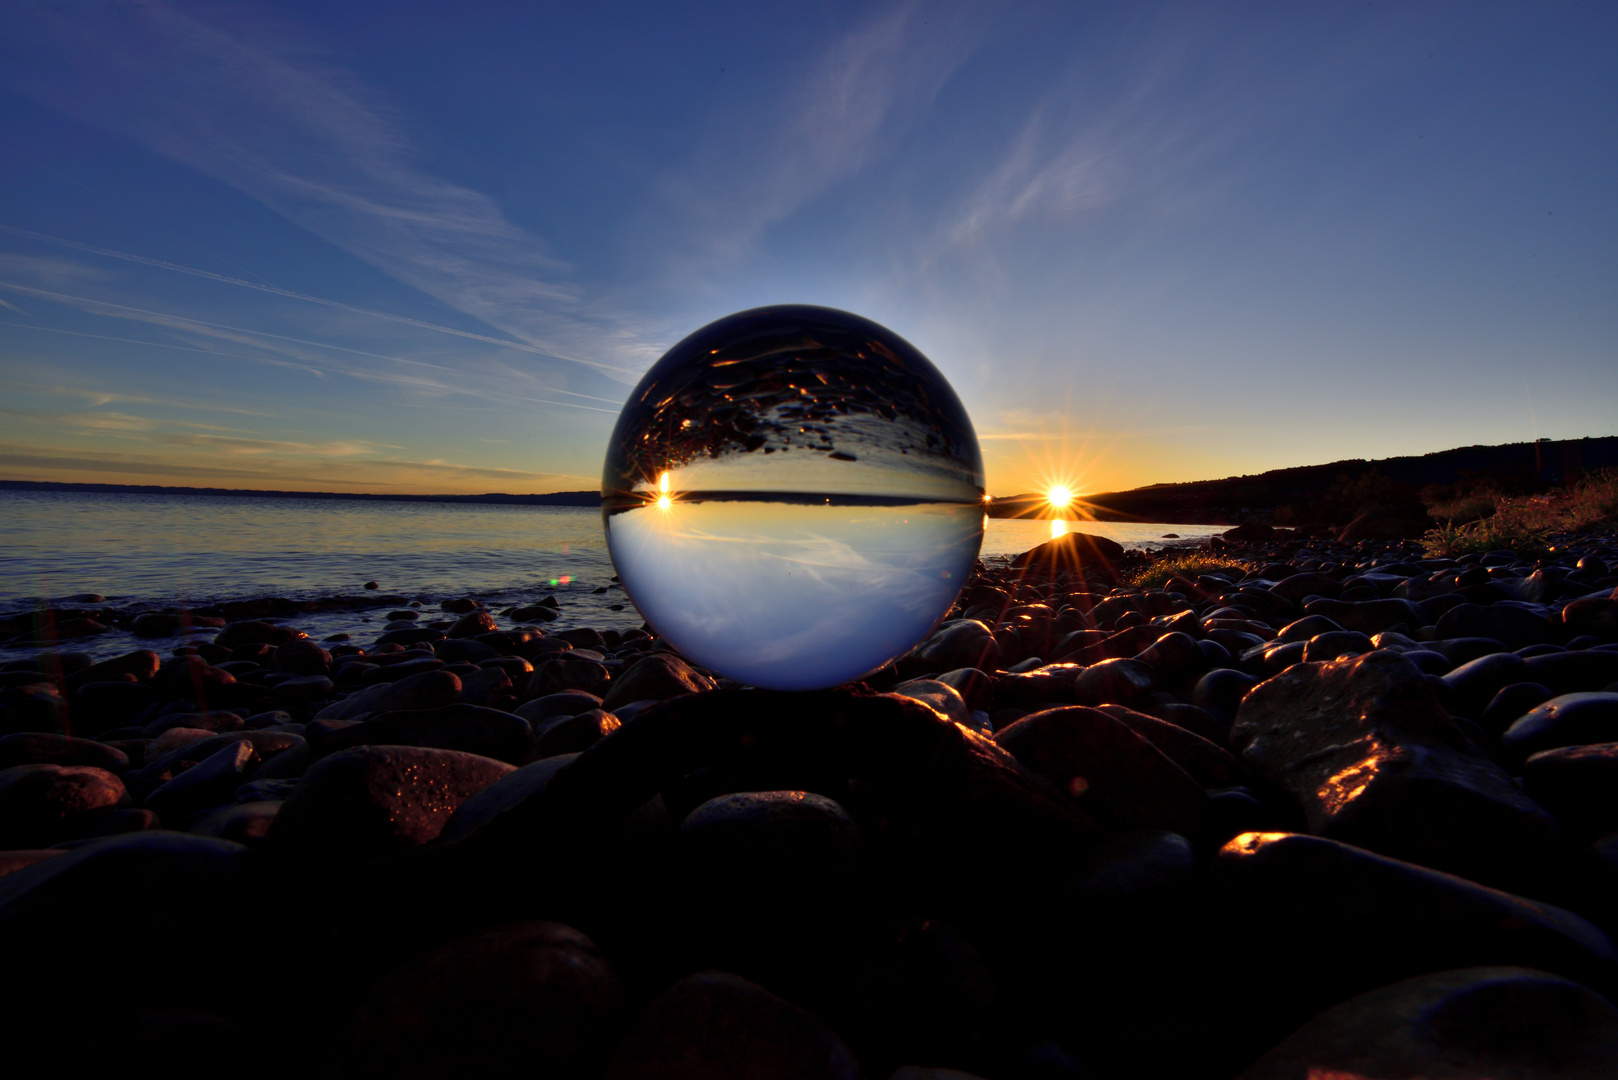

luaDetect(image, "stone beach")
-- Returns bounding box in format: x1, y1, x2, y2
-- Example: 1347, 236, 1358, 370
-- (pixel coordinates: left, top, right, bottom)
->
4, 527, 1618, 1078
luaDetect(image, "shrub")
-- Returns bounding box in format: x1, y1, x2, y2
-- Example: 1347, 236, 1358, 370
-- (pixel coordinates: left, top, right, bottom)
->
1130, 553, 1256, 591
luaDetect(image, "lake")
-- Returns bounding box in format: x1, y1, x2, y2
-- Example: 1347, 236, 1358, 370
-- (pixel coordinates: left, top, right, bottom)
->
0, 490, 1224, 655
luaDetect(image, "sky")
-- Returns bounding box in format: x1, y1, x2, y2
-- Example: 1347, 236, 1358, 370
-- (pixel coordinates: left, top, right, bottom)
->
0, 1, 1613, 498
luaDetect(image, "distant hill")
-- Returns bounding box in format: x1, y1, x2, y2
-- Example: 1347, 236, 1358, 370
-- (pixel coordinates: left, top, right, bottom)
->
988, 436, 1618, 525
0, 480, 602, 508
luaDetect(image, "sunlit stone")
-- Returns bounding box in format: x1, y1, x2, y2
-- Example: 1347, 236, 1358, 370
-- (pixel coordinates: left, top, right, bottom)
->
602, 304, 985, 690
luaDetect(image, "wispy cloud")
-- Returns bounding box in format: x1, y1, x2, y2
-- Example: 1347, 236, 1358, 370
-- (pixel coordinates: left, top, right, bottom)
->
0, 225, 636, 377
650, 1, 984, 275
4, 1, 652, 376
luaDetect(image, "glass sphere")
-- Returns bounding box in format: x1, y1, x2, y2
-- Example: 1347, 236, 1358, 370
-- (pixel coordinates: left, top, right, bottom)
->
602, 305, 985, 691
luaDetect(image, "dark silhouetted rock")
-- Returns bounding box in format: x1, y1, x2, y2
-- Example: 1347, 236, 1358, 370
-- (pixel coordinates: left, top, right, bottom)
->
0, 763, 129, 847
1237, 966, 1618, 1080
189, 800, 281, 846
439, 754, 581, 843
606, 970, 860, 1080
0, 732, 128, 771
348, 921, 623, 1080
527, 656, 612, 699
273, 639, 331, 675
1010, 532, 1126, 574
317, 703, 533, 764
601, 653, 715, 711
215, 621, 306, 649
916, 621, 1000, 672
1437, 603, 1554, 652
1502, 693, 1618, 767
1302, 598, 1426, 635
446, 609, 499, 639
1071, 658, 1154, 708
314, 669, 463, 722
1233, 650, 1559, 892
531, 709, 620, 760
1524, 742, 1618, 839
1212, 831, 1617, 1061
996, 706, 1207, 836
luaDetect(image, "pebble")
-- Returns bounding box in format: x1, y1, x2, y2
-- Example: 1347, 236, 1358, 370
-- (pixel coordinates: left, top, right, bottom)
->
267, 745, 513, 865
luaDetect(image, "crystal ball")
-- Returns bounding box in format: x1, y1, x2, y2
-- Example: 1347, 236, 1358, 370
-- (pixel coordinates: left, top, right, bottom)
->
602, 304, 985, 690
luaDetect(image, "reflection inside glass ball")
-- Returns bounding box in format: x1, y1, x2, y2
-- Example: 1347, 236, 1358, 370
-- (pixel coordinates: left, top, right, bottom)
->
602, 304, 985, 690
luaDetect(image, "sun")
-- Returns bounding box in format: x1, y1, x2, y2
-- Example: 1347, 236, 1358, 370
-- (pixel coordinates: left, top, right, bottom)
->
1047, 485, 1073, 510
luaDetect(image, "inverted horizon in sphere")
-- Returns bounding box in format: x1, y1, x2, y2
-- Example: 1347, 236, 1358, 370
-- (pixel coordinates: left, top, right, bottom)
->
603, 305, 985, 689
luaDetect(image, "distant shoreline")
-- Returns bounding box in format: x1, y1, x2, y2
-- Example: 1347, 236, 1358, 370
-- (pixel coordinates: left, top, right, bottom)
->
5, 434, 1615, 522
0, 479, 602, 508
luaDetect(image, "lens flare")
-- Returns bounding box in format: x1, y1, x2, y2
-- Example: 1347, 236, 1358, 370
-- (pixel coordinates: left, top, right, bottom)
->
1047, 485, 1073, 509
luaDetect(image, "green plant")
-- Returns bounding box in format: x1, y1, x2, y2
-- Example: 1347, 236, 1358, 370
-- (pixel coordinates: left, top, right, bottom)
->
1423, 468, 1618, 557
1422, 507, 1550, 559
1130, 553, 1255, 590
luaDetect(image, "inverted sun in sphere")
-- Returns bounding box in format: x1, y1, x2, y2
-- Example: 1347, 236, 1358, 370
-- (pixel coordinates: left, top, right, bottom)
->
1048, 485, 1073, 509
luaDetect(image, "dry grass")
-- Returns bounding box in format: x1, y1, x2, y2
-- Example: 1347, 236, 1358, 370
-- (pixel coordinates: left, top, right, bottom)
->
1129, 553, 1256, 591
1423, 469, 1618, 558
1424, 489, 1499, 525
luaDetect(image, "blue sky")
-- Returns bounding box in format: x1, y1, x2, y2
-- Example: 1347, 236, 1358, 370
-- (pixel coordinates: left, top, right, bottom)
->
1, 1, 1613, 496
